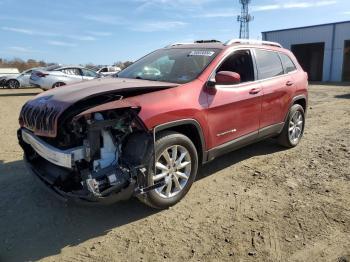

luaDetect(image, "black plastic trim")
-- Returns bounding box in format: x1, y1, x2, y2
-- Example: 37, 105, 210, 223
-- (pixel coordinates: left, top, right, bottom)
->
153, 119, 208, 163
258, 122, 284, 139
207, 131, 259, 161
291, 94, 308, 112
207, 122, 285, 162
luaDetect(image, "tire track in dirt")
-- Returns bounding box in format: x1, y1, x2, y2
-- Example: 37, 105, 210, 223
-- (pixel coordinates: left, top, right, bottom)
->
289, 231, 350, 262
266, 224, 283, 262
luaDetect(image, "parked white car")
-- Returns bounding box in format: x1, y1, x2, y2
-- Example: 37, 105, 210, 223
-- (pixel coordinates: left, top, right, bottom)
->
96, 66, 121, 76
5, 68, 40, 88
30, 66, 101, 90
0, 68, 20, 88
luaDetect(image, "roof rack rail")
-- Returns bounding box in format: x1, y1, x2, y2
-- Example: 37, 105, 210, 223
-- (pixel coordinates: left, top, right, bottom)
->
225, 39, 283, 48
165, 42, 194, 48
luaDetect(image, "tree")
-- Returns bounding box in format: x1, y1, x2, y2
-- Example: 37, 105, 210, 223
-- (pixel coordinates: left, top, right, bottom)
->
0, 58, 49, 72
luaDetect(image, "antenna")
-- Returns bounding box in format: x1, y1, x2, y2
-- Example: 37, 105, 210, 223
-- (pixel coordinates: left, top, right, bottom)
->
237, 0, 254, 39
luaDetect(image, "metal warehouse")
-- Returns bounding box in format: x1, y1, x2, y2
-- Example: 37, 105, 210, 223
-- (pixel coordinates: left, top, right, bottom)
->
262, 21, 350, 82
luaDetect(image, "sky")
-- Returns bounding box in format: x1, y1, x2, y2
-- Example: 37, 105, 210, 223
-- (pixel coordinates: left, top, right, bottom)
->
1, 0, 349, 65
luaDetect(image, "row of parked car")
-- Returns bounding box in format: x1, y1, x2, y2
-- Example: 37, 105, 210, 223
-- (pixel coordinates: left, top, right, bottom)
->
0, 65, 121, 90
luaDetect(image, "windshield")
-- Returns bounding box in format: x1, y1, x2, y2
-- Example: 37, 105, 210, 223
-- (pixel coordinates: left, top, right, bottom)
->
118, 48, 220, 84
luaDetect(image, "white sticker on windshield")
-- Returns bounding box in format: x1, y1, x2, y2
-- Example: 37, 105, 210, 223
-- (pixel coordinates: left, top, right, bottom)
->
189, 50, 215, 57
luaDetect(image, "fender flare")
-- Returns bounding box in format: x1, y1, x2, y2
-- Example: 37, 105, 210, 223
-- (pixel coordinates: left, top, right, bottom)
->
284, 94, 308, 123
153, 119, 208, 163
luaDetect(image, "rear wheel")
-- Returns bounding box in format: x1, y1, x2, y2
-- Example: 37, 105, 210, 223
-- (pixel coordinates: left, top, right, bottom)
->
52, 82, 65, 88
278, 104, 305, 148
7, 79, 20, 89
138, 131, 198, 209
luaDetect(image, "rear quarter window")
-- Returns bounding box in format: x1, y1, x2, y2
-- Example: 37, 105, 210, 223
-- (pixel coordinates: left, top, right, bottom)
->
60, 68, 81, 76
280, 53, 297, 73
255, 49, 284, 80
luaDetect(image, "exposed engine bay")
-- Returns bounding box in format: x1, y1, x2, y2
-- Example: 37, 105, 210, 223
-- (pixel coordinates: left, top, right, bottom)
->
18, 107, 156, 204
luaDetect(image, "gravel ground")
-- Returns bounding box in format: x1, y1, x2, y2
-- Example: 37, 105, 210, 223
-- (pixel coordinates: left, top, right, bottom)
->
0, 84, 349, 262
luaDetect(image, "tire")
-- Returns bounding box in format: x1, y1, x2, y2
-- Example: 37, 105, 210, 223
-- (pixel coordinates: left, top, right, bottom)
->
7, 79, 20, 89
278, 104, 305, 148
138, 131, 198, 209
52, 82, 65, 88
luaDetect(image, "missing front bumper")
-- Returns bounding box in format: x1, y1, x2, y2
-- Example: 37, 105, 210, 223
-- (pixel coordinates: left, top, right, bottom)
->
25, 158, 136, 205
21, 128, 85, 169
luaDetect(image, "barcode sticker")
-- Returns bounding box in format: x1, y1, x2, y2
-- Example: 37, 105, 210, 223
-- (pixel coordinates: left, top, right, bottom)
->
189, 50, 215, 56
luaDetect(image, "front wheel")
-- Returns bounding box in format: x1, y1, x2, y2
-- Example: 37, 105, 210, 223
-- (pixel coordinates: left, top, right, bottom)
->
138, 131, 198, 209
278, 104, 305, 148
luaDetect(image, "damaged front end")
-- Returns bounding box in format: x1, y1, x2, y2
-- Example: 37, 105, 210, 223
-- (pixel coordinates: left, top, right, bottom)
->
18, 107, 156, 205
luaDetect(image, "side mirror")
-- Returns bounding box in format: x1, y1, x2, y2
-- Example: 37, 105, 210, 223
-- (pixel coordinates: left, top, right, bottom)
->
215, 71, 241, 85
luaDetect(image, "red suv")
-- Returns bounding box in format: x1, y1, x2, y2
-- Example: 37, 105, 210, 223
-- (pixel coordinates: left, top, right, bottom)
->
18, 39, 308, 208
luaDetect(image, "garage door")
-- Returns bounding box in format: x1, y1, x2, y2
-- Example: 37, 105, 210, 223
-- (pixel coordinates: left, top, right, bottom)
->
343, 40, 350, 82
291, 43, 325, 81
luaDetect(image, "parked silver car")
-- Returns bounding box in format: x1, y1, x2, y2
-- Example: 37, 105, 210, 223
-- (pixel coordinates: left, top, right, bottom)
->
4, 68, 39, 88
96, 66, 121, 76
30, 66, 100, 90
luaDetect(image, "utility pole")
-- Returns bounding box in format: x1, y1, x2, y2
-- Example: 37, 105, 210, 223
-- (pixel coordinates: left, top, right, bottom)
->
237, 0, 253, 39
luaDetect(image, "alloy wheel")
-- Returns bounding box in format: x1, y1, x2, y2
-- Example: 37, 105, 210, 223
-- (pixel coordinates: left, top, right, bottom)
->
8, 80, 19, 88
153, 145, 191, 198
288, 111, 304, 143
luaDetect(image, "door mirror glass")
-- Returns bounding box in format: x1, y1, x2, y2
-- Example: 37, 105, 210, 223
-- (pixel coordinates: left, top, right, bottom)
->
215, 71, 241, 85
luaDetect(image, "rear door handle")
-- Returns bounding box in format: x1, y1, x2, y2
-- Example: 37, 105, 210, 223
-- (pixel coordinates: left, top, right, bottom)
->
286, 81, 294, 86
249, 88, 262, 95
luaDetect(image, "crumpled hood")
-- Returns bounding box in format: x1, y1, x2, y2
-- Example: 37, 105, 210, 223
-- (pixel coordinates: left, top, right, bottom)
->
20, 77, 178, 137
34, 77, 178, 104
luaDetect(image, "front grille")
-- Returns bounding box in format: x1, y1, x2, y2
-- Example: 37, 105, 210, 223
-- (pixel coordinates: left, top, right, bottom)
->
20, 103, 60, 137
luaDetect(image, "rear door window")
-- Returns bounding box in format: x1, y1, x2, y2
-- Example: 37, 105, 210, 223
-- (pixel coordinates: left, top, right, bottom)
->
279, 53, 297, 73
255, 49, 284, 80
60, 68, 81, 76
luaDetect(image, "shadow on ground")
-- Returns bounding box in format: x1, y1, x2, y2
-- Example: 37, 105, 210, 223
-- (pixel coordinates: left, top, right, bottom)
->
0, 92, 40, 97
335, 93, 350, 99
0, 139, 284, 262
198, 139, 285, 180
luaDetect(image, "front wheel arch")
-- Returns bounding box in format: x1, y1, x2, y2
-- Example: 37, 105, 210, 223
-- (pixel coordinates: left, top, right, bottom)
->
138, 131, 199, 209
153, 119, 206, 164
293, 97, 307, 113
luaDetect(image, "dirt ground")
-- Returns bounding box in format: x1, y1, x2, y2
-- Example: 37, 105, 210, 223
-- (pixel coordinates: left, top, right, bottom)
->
0, 84, 349, 262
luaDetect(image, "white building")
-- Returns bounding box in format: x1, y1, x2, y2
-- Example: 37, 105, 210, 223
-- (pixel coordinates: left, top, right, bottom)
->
0, 68, 19, 77
262, 21, 350, 82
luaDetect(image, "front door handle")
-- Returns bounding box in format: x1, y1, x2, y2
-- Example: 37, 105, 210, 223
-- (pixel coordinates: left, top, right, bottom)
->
249, 88, 262, 95
286, 81, 294, 86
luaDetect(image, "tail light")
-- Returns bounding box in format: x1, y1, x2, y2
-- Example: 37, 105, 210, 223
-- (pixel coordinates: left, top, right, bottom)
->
36, 72, 49, 78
